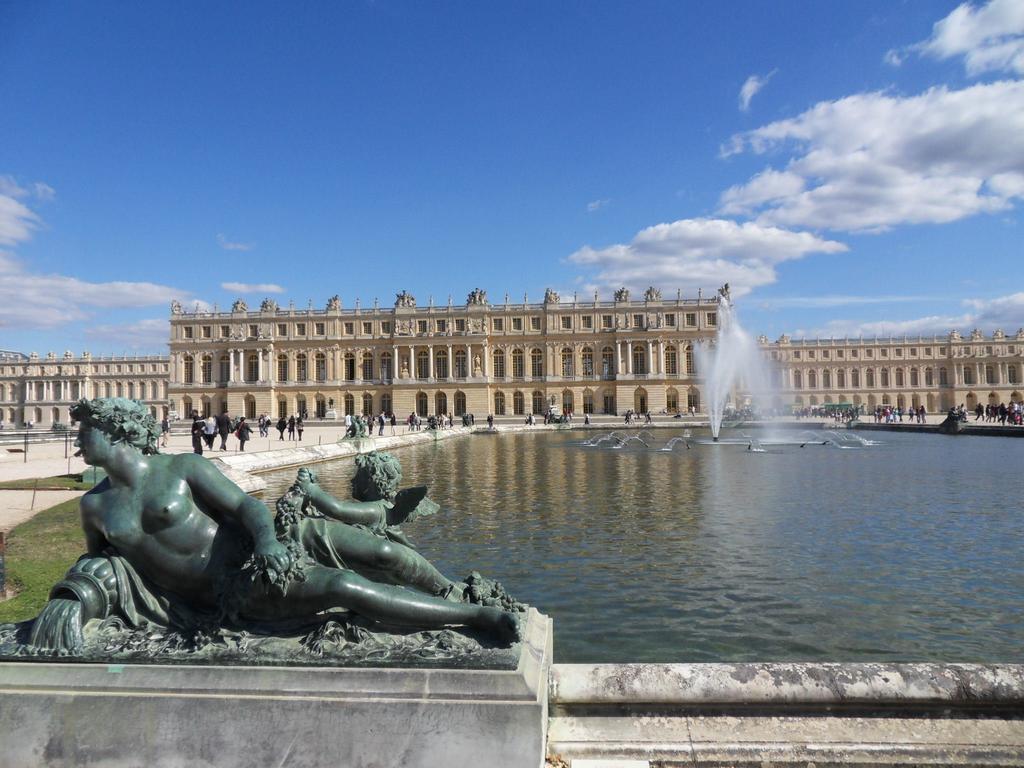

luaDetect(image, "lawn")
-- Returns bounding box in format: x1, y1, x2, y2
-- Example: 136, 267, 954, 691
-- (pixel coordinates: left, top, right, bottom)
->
0, 498, 84, 623
0, 473, 92, 491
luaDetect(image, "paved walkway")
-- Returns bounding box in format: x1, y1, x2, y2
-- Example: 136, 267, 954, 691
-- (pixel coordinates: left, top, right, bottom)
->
0, 490, 84, 533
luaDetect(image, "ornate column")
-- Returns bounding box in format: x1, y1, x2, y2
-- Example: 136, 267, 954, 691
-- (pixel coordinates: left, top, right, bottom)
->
482, 343, 490, 380
647, 341, 654, 375
428, 345, 434, 380
447, 343, 453, 380
614, 342, 621, 376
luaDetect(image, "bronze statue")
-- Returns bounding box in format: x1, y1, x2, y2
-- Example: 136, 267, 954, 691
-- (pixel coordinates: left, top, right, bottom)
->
14, 398, 520, 658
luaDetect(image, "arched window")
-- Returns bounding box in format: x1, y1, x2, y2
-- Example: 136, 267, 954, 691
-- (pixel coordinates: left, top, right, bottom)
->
296, 354, 308, 383
345, 352, 356, 381
219, 355, 230, 383
939, 367, 948, 386
363, 393, 374, 414
685, 345, 694, 375
277, 354, 289, 382
492, 349, 506, 378
315, 395, 327, 418
895, 368, 904, 387
512, 390, 525, 415
866, 368, 875, 387
807, 370, 817, 389
296, 395, 307, 418
632, 345, 646, 375
910, 368, 918, 387
601, 347, 614, 376
435, 349, 448, 380
362, 353, 374, 381
315, 352, 327, 381
793, 370, 802, 389
962, 367, 973, 385
836, 369, 846, 388
582, 389, 594, 414
380, 393, 392, 415
531, 348, 544, 377
416, 391, 428, 417
985, 365, 995, 384
665, 387, 679, 413
183, 355, 195, 384
581, 348, 594, 377
561, 347, 574, 377
245, 395, 256, 420
851, 369, 860, 387
665, 346, 678, 375
435, 392, 447, 415
344, 393, 355, 415
822, 369, 831, 389
511, 349, 525, 378
454, 350, 467, 379
454, 391, 467, 416
200, 355, 212, 384
277, 398, 287, 419
181, 396, 193, 418
494, 391, 506, 415
246, 354, 259, 382
562, 389, 574, 414
925, 367, 933, 386
115, 382, 123, 398
380, 352, 392, 381
532, 390, 545, 414
1008, 365, 1019, 385
881, 368, 889, 388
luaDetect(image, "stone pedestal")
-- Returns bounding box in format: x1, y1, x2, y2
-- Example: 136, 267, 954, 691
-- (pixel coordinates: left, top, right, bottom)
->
0, 609, 551, 768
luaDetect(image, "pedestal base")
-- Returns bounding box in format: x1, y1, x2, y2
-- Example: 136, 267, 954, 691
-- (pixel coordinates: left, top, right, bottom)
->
0, 609, 551, 768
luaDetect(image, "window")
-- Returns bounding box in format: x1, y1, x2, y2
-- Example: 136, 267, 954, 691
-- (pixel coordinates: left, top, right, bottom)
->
416, 350, 429, 379
706, 312, 717, 327
201, 326, 211, 338
433, 350, 447, 379
380, 352, 392, 380
246, 354, 259, 382
910, 348, 918, 357
895, 348, 903, 357
910, 368, 919, 386
315, 322, 326, 335
962, 367, 974, 385
665, 313, 676, 327
837, 349, 844, 358
183, 326, 193, 339
837, 369, 845, 388
296, 354, 308, 382
685, 345, 694, 375
512, 317, 523, 331
492, 318, 504, 332
939, 367, 948, 385
793, 351, 801, 360
582, 347, 594, 376
685, 312, 697, 327
381, 321, 392, 334
532, 391, 545, 414
220, 325, 230, 338
296, 323, 306, 336
665, 346, 677, 375
632, 345, 646, 375
531, 348, 544, 377
511, 349, 525, 378
513, 391, 525, 415
822, 350, 829, 359
454, 350, 467, 378
345, 353, 356, 381
881, 348, 889, 357
561, 347, 574, 377
881, 368, 890, 387
865, 349, 873, 358
277, 355, 289, 382
362, 354, 374, 381
793, 371, 802, 389
183, 356, 194, 383
985, 365, 995, 384
494, 391, 506, 415
1008, 365, 1019, 384
201, 356, 212, 383
362, 321, 372, 335
601, 314, 613, 329
808, 351, 815, 360
530, 317, 541, 331
851, 369, 860, 387
315, 353, 327, 381
561, 316, 572, 330
219, 356, 230, 382
417, 320, 428, 334
248, 324, 258, 338
344, 322, 354, 335
602, 347, 614, 376
455, 318, 466, 332
493, 349, 506, 378
436, 319, 447, 333
278, 324, 287, 336
582, 315, 593, 330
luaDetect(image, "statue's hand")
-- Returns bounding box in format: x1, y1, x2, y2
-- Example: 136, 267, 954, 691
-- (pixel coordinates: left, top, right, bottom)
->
253, 539, 292, 579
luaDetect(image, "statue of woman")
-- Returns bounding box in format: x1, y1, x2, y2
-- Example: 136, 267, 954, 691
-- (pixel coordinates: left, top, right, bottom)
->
32, 398, 518, 654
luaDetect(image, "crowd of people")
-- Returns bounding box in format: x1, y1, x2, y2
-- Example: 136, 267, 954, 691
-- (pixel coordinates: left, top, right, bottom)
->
972, 401, 1023, 425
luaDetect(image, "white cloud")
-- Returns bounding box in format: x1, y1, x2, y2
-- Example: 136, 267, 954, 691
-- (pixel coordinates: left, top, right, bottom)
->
803, 291, 1024, 337
586, 198, 610, 213
567, 217, 846, 298
221, 282, 285, 293
217, 233, 253, 251
757, 294, 936, 309
0, 175, 55, 246
915, 0, 1024, 76
720, 80, 1024, 232
84, 318, 170, 350
883, 49, 906, 67
738, 69, 777, 112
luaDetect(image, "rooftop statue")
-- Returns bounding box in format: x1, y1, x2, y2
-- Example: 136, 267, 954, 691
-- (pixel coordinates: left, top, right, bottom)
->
395, 290, 416, 308
326, 295, 341, 311
543, 288, 560, 304
466, 288, 488, 306
170, 299, 183, 315
231, 298, 248, 313
260, 297, 279, 312
1, 398, 521, 663
613, 287, 630, 302
643, 286, 661, 302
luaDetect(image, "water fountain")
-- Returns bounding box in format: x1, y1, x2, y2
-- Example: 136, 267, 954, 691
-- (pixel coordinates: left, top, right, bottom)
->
696, 284, 774, 441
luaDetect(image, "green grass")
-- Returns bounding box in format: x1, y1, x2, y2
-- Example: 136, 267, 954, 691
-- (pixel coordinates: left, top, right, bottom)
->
0, 498, 85, 623
0, 474, 92, 491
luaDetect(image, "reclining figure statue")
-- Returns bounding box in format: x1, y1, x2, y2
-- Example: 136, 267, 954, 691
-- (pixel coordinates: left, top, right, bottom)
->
21, 398, 520, 657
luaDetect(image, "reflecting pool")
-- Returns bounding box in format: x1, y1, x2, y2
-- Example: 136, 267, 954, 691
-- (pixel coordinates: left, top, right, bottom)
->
260, 429, 1024, 663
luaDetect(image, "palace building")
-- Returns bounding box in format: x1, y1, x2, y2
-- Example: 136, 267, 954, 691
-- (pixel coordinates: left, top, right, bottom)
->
0, 351, 170, 427
166, 288, 718, 421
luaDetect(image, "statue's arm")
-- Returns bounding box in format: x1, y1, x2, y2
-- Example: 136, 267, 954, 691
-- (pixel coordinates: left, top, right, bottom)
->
179, 456, 284, 562
303, 483, 384, 527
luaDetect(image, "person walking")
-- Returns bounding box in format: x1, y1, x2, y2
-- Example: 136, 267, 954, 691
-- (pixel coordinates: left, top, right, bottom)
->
236, 416, 252, 451
190, 412, 205, 455
276, 415, 287, 440
389, 412, 396, 435
296, 415, 304, 441
287, 415, 296, 440
217, 411, 232, 451
160, 416, 170, 447
203, 415, 217, 449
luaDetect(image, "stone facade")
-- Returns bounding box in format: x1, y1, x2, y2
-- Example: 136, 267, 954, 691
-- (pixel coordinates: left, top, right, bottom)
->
167, 291, 720, 420
0, 351, 170, 427
761, 329, 1024, 413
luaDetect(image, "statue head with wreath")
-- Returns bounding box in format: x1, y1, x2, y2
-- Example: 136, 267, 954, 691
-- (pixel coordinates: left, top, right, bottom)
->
70, 398, 161, 456
351, 451, 403, 502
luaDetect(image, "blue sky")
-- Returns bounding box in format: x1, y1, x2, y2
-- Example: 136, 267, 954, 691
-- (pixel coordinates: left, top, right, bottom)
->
1, 0, 1022, 354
